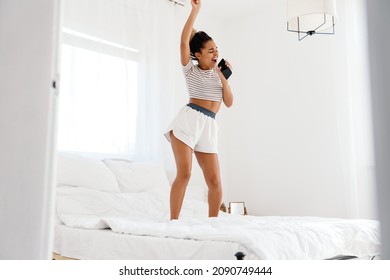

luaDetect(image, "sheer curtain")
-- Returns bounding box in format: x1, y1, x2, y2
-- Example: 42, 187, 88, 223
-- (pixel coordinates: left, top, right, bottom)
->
343, 0, 377, 218
58, 0, 176, 161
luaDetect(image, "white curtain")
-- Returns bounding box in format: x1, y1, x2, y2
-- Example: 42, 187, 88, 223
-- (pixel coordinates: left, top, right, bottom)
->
343, 0, 377, 218
58, 0, 176, 161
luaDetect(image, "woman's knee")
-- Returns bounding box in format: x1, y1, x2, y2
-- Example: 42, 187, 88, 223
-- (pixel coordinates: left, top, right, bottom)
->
205, 175, 221, 190
175, 169, 192, 183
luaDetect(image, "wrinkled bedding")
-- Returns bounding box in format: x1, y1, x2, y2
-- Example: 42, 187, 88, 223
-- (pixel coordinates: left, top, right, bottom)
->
56, 186, 381, 260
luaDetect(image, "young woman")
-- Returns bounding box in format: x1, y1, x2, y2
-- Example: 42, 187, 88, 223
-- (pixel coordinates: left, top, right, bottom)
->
164, 0, 233, 220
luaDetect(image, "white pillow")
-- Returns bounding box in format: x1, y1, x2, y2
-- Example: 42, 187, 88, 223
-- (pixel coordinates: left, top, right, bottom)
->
56, 153, 120, 193
56, 186, 113, 229
104, 159, 170, 193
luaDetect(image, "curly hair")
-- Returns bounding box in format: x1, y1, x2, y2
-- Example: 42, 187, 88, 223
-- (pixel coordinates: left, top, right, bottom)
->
189, 30, 213, 61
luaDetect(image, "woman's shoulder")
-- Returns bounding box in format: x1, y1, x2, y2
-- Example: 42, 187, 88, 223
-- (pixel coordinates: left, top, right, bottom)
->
182, 59, 196, 75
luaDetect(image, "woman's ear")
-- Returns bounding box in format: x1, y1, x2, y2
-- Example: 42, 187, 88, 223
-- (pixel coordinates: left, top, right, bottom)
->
195, 51, 202, 60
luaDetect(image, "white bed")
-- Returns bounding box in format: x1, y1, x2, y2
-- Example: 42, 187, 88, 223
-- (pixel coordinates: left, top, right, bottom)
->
53, 153, 381, 260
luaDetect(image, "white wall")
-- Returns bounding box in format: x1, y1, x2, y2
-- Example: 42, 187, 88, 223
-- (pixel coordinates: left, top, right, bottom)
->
173, 0, 377, 219
0, 0, 60, 259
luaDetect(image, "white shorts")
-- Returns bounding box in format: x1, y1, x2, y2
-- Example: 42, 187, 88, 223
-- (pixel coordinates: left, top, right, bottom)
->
164, 104, 219, 153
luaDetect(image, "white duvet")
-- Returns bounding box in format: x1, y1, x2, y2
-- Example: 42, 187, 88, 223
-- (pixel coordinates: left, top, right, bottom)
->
56, 186, 381, 260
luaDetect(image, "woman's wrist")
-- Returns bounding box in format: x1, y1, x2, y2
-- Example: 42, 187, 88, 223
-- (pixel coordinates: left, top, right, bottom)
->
221, 78, 230, 88
191, 7, 200, 15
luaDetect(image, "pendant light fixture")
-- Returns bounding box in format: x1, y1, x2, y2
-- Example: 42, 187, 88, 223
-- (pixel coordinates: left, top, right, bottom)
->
287, 0, 337, 41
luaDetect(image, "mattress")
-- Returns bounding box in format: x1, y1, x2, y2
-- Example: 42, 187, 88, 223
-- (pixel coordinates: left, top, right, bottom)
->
53, 224, 256, 260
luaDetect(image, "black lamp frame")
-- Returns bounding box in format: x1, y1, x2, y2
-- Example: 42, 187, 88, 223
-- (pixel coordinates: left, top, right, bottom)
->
287, 14, 335, 41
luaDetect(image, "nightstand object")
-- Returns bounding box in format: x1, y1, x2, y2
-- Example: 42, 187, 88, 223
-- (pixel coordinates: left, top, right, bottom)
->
228, 202, 247, 215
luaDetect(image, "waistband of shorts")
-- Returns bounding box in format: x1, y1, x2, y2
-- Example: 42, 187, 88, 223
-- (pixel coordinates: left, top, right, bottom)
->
187, 103, 216, 119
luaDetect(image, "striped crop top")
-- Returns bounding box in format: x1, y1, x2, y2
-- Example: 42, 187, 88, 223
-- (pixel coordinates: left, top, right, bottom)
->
182, 60, 223, 103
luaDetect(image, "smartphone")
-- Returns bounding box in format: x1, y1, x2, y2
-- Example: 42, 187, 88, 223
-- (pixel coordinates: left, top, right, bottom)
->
218, 58, 232, 80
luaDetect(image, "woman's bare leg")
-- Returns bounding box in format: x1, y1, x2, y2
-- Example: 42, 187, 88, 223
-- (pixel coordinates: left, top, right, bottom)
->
195, 152, 222, 217
170, 131, 193, 220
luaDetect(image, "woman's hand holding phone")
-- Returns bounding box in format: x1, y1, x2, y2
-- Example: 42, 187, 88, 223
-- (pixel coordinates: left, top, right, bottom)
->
218, 59, 233, 80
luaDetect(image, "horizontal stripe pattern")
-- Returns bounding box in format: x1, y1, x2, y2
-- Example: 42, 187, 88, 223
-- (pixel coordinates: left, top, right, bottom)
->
183, 60, 223, 102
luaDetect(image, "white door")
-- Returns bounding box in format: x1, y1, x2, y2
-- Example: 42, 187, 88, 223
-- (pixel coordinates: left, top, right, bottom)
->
0, 0, 61, 259
366, 0, 390, 260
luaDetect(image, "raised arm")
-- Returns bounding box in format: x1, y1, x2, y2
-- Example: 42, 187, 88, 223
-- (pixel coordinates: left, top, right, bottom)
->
180, 0, 201, 66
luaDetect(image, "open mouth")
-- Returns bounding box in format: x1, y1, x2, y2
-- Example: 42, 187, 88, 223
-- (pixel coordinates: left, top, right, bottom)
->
212, 57, 218, 63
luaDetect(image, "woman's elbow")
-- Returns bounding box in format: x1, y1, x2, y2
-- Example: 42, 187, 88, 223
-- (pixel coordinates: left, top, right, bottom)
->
224, 99, 233, 108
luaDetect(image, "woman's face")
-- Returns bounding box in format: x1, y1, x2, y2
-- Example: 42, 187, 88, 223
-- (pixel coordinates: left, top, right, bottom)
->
195, 40, 219, 70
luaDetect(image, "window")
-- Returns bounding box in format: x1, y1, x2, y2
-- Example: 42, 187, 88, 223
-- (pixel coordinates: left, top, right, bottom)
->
57, 30, 139, 158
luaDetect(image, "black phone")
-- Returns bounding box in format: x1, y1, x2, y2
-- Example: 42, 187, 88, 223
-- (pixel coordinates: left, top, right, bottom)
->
218, 58, 232, 80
